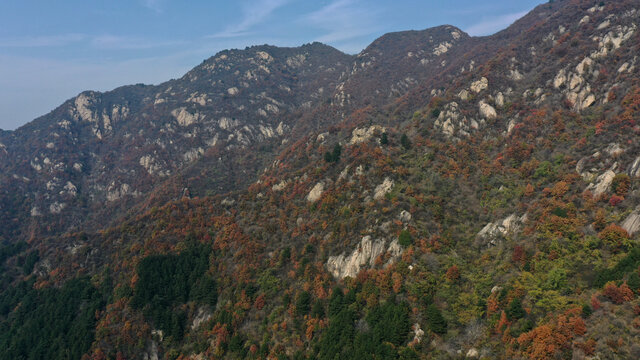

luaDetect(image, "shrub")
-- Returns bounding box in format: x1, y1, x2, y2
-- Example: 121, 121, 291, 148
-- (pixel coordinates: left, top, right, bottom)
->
602, 282, 634, 304
611, 174, 631, 196
398, 230, 413, 247
598, 224, 630, 251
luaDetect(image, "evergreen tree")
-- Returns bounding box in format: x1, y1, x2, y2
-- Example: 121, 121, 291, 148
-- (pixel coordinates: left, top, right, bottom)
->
426, 304, 447, 334
400, 134, 411, 150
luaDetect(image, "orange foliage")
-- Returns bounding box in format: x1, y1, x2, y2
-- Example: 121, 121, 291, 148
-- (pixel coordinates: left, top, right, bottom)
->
517, 308, 585, 360
392, 272, 403, 293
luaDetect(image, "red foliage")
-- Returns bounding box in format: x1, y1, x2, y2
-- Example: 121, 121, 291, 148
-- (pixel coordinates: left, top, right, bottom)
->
603, 282, 634, 304
445, 265, 460, 281
512, 245, 525, 264
609, 195, 624, 207
591, 294, 601, 311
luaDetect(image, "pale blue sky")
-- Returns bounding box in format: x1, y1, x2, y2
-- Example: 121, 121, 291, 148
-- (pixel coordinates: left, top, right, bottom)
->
0, 0, 542, 130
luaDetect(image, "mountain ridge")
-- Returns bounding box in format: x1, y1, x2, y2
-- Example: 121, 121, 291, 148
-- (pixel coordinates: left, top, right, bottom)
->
3, 0, 640, 358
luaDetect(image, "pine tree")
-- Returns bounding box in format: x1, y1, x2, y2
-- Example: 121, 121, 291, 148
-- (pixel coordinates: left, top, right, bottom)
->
426, 304, 447, 334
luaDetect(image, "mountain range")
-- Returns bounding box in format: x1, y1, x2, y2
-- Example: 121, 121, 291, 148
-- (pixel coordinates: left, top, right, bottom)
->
2, 0, 640, 358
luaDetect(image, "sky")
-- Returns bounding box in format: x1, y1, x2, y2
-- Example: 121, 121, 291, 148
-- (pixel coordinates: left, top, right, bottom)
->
0, 0, 543, 130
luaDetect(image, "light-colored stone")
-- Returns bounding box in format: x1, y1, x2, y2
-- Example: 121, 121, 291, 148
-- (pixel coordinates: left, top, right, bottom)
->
63, 181, 77, 196
307, 182, 324, 202
587, 170, 615, 196
622, 210, 640, 236
553, 69, 567, 88
597, 20, 611, 30
49, 202, 65, 214
413, 323, 425, 343
470, 77, 488, 93
477, 214, 526, 245
171, 108, 202, 127
350, 125, 383, 145
399, 210, 412, 223
191, 307, 212, 330
579, 15, 590, 25
576, 57, 593, 75
458, 89, 469, 100
326, 236, 386, 279
509, 69, 523, 81
478, 101, 497, 119
605, 143, 624, 157
433, 42, 452, 56
507, 119, 517, 134
227, 87, 239, 95
466, 348, 479, 358
374, 178, 394, 200
495, 92, 505, 107
272, 180, 288, 192
629, 156, 640, 177
106, 183, 132, 202
326, 236, 403, 279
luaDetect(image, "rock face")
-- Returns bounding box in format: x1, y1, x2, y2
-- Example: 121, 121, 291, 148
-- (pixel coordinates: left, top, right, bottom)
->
470, 77, 488, 93
0, 42, 353, 240
190, 307, 212, 330
307, 182, 324, 203
477, 214, 527, 246
587, 170, 616, 196
629, 156, 640, 177
621, 209, 640, 237
326, 236, 402, 279
478, 101, 497, 119
349, 125, 384, 145
374, 178, 394, 200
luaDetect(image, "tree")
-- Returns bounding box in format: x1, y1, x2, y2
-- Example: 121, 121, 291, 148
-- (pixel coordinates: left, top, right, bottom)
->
506, 298, 526, 320
398, 230, 413, 247
426, 304, 447, 334
400, 134, 411, 150
324, 144, 342, 163
296, 291, 311, 315
380, 132, 389, 145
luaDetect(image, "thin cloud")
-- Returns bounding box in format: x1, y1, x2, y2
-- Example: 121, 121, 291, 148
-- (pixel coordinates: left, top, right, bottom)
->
0, 34, 87, 48
142, 0, 164, 13
210, 0, 290, 39
91, 35, 184, 50
464, 11, 528, 36
303, 0, 381, 48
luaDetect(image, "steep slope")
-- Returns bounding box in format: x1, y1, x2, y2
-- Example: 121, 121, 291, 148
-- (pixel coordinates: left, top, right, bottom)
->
3, 0, 640, 359
0, 43, 353, 240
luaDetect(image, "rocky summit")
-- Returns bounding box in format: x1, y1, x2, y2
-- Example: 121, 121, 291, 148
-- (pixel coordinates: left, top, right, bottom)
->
2, 0, 640, 359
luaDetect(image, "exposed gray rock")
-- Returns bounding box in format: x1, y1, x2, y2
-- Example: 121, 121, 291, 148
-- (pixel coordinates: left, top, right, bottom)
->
326, 236, 403, 279
470, 77, 488, 93
191, 307, 212, 330
399, 210, 412, 223
326, 236, 386, 279
373, 178, 394, 200
478, 101, 497, 119
307, 182, 324, 202
350, 125, 383, 145
477, 213, 527, 246
621, 209, 640, 237
587, 170, 615, 196
629, 156, 640, 177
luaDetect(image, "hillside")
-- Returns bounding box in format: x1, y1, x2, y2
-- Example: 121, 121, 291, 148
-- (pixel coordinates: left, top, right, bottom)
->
2, 0, 640, 359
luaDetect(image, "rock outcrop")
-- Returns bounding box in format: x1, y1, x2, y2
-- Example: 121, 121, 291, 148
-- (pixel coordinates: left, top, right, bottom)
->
326, 236, 403, 279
